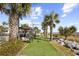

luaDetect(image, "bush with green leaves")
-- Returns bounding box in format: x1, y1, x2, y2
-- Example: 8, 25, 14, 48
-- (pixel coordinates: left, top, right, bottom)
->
58, 26, 76, 40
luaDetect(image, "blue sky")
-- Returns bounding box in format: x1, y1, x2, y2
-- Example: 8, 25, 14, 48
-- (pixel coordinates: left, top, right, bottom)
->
0, 3, 79, 32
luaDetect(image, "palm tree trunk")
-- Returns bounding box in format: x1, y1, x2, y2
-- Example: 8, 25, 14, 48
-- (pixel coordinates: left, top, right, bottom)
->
65, 35, 67, 40
46, 28, 47, 39
9, 14, 19, 41
44, 29, 47, 38
50, 25, 52, 41
44, 29, 46, 38
43, 30, 45, 37
35, 31, 36, 37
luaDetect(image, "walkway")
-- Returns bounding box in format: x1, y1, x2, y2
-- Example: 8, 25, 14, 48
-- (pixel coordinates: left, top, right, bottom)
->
18, 37, 64, 56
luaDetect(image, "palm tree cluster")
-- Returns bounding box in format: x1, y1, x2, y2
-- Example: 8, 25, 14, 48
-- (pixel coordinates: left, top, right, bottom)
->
0, 3, 31, 41
41, 12, 60, 41
34, 27, 40, 37
21, 24, 29, 31
58, 26, 77, 40
41, 15, 48, 39
0, 22, 8, 32
0, 26, 4, 32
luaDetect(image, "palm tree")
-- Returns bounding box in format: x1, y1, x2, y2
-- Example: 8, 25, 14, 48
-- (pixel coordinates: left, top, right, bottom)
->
69, 26, 77, 34
58, 26, 76, 40
59, 27, 70, 40
34, 27, 40, 37
58, 26, 64, 37
48, 12, 60, 41
41, 15, 49, 39
0, 25, 4, 32
2, 21, 8, 26
21, 24, 29, 30
43, 15, 50, 38
2, 21, 8, 32
41, 22, 46, 37
0, 4, 31, 40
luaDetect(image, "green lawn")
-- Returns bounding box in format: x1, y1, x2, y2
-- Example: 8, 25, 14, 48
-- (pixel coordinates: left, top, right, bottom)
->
19, 36, 64, 56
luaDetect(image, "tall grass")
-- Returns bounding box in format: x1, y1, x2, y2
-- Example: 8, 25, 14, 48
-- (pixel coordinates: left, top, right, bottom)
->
0, 39, 24, 56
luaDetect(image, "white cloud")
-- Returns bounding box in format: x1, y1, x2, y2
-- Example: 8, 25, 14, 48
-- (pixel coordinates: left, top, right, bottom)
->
61, 14, 67, 17
30, 6, 43, 19
62, 3, 78, 12
35, 7, 42, 16
62, 3, 78, 17
20, 19, 32, 26
20, 19, 40, 27
20, 6, 43, 29
31, 16, 38, 19
63, 9, 72, 13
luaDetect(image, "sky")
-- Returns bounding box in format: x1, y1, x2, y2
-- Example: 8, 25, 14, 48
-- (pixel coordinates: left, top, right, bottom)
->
0, 3, 79, 32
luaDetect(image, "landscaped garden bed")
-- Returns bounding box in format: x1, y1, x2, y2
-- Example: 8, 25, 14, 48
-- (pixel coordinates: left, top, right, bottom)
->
0, 39, 25, 56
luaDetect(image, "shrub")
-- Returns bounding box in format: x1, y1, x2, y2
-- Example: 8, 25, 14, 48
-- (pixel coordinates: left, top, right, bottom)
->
0, 39, 24, 56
